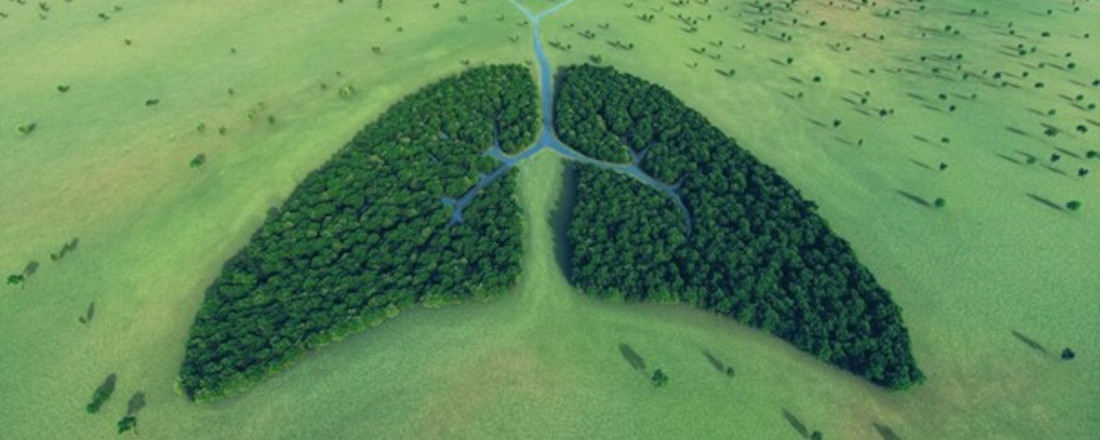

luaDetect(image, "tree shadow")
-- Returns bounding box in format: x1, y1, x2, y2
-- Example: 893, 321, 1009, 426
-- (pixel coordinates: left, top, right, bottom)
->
908, 159, 933, 170
1005, 126, 1031, 137
127, 391, 146, 416
23, 260, 39, 277
805, 118, 827, 128
1042, 165, 1067, 176
548, 161, 578, 282
782, 408, 810, 438
1025, 193, 1065, 212
93, 373, 117, 401
1011, 330, 1049, 355
79, 301, 96, 325
873, 422, 903, 440
618, 343, 646, 373
994, 153, 1022, 165
1054, 147, 1081, 159
702, 350, 725, 373
896, 190, 931, 207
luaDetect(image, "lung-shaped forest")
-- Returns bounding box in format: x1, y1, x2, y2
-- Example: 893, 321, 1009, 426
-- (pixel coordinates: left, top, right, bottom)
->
178, 65, 537, 401
179, 63, 922, 402
558, 65, 924, 390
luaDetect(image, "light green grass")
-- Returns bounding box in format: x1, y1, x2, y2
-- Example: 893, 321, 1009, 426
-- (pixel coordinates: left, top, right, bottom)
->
1, 0, 1097, 439
542, 0, 1099, 438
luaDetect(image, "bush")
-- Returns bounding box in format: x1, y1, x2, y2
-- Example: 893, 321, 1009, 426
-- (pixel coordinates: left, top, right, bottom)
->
651, 369, 669, 387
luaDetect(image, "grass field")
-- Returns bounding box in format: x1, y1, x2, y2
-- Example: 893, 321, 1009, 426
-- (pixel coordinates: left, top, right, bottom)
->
1, 0, 1097, 439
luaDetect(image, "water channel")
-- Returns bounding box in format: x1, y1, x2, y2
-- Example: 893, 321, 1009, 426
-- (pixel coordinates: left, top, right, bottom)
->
444, 0, 693, 234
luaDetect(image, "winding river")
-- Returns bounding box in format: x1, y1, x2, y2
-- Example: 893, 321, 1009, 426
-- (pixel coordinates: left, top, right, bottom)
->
445, 0, 693, 234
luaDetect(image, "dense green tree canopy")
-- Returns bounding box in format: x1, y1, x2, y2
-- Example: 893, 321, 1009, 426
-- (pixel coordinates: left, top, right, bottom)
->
558, 65, 924, 390
179, 65, 537, 401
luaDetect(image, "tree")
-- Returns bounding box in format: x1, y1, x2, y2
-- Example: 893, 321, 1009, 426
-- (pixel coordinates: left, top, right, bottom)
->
190, 154, 206, 169
1061, 348, 1076, 360
6, 274, 24, 286
1066, 200, 1081, 211
651, 369, 669, 387
934, 198, 946, 208
811, 431, 824, 440
117, 415, 137, 435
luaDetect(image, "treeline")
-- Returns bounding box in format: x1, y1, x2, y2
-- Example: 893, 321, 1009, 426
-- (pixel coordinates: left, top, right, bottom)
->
178, 65, 536, 401
558, 65, 924, 390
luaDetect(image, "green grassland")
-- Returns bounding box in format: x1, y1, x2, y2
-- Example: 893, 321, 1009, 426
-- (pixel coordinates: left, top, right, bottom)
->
1, 0, 1097, 439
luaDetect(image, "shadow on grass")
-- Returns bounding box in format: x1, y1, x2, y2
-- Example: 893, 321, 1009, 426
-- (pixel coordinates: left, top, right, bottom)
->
619, 343, 646, 373
1054, 147, 1081, 159
699, 349, 726, 374
1005, 126, 1031, 138
909, 159, 933, 170
896, 190, 931, 207
1011, 330, 1049, 355
782, 408, 810, 438
806, 118, 827, 128
79, 301, 96, 324
995, 153, 1022, 165
93, 373, 117, 401
1042, 165, 1067, 176
1025, 193, 1065, 212
873, 422, 903, 440
127, 391, 146, 415
549, 161, 578, 281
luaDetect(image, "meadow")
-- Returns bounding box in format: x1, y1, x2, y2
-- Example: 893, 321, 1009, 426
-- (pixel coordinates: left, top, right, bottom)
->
1, 0, 1097, 439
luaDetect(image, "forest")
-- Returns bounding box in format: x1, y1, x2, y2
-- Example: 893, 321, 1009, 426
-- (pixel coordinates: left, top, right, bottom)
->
559, 65, 924, 390
178, 65, 537, 401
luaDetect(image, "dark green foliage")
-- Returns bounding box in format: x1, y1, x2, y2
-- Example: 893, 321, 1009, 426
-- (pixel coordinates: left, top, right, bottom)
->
811, 431, 824, 440
558, 65, 924, 390
651, 369, 669, 387
1066, 200, 1081, 211
85, 373, 116, 414
1061, 348, 1075, 360
178, 65, 536, 401
6, 274, 24, 286
189, 154, 206, 169
17, 123, 37, 135
117, 416, 137, 434
934, 198, 946, 208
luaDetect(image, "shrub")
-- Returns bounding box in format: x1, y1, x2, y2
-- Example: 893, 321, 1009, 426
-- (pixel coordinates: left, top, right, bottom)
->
190, 154, 206, 168
651, 369, 669, 387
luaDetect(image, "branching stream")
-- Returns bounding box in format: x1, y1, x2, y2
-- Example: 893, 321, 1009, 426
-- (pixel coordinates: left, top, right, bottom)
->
444, 0, 693, 235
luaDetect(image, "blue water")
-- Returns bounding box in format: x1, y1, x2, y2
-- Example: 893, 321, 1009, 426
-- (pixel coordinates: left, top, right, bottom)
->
444, 0, 693, 234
